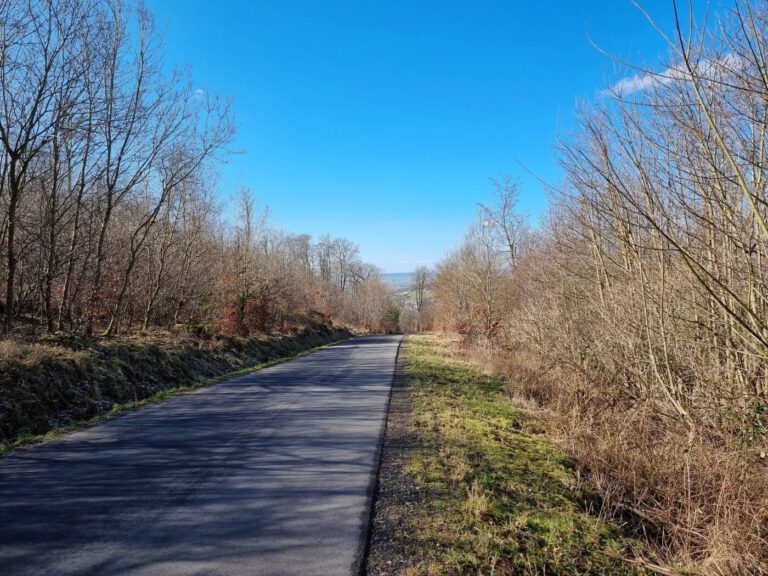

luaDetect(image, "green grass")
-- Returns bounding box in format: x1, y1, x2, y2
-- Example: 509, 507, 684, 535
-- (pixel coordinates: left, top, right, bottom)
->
401, 334, 642, 575
0, 336, 349, 456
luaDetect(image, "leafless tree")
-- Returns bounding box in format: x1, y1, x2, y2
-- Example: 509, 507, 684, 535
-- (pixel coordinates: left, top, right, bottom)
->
412, 265, 430, 332
0, 0, 91, 332
479, 176, 528, 268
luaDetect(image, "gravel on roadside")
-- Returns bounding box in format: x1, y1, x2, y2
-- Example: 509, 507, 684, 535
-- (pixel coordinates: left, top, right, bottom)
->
365, 341, 422, 576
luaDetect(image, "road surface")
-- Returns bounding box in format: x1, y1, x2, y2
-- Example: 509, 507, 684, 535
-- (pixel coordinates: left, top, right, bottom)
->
0, 334, 401, 576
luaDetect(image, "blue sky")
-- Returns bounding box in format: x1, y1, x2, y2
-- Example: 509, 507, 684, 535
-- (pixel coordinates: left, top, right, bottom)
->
147, 0, 714, 272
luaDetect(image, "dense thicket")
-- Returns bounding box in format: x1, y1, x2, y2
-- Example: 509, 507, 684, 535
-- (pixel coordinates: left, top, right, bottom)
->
0, 0, 395, 337
435, 3, 768, 574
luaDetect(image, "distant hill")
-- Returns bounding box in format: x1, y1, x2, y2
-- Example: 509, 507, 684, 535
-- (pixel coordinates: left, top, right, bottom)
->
381, 272, 414, 292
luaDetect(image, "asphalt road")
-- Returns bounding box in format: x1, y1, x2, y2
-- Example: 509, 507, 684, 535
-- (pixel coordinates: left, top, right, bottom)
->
0, 334, 402, 576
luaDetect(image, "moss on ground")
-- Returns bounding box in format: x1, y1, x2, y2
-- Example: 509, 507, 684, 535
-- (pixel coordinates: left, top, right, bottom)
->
400, 334, 642, 575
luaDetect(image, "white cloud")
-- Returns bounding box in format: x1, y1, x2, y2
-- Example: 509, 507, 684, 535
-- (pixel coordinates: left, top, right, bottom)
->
606, 71, 665, 96
604, 53, 743, 97
604, 65, 683, 97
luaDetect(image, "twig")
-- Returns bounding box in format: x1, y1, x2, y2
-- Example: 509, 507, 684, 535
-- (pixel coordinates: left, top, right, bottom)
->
622, 555, 687, 576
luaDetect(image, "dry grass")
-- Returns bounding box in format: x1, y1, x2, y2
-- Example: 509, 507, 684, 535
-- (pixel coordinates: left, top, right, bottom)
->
463, 342, 768, 576
0, 338, 85, 366
462, 480, 491, 519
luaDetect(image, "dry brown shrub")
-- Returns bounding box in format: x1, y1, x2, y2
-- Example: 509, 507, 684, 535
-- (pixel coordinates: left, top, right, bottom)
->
476, 344, 768, 575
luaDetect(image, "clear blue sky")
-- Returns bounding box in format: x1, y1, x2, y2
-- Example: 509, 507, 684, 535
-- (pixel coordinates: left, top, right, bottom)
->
147, 0, 714, 272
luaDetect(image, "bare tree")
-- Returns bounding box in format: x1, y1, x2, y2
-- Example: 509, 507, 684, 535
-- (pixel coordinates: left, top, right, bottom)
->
479, 176, 527, 268
412, 265, 430, 332
0, 0, 89, 332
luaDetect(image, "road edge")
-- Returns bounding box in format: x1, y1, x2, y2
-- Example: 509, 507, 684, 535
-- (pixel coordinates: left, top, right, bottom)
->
353, 334, 405, 576
1, 333, 358, 457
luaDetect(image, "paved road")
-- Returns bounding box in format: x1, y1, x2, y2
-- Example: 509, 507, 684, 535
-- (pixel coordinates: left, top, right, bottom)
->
0, 334, 401, 576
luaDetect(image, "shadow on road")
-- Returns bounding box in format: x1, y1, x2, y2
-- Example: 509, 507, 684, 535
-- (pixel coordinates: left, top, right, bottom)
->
0, 335, 401, 576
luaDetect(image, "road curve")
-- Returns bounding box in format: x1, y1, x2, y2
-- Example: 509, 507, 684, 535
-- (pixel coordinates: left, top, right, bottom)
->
0, 334, 401, 576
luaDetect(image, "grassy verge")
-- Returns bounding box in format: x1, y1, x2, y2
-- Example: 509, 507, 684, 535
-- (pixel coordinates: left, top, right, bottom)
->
0, 326, 352, 455
394, 334, 642, 575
